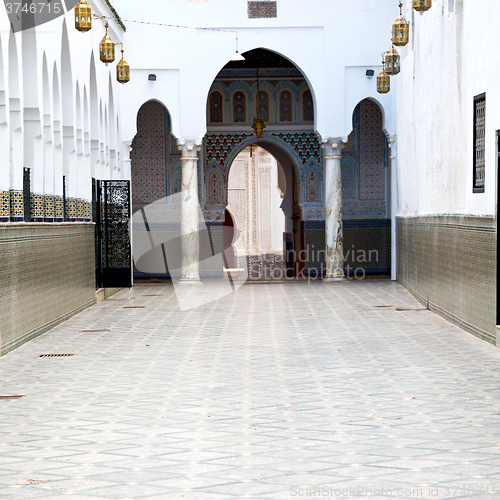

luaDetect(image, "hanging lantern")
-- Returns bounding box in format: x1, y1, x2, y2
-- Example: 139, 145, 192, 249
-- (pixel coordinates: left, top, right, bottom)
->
117, 50, 130, 84
392, 3, 410, 46
252, 117, 265, 139
75, 0, 92, 32
384, 47, 401, 75
413, 0, 432, 12
377, 59, 390, 94
100, 24, 115, 64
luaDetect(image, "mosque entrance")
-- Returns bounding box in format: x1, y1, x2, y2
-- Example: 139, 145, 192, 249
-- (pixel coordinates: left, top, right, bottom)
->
225, 145, 288, 280
205, 48, 322, 279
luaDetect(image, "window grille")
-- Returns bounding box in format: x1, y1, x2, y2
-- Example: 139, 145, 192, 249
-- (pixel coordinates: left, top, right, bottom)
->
209, 91, 223, 123
256, 90, 270, 123
473, 94, 485, 193
279, 90, 293, 122
232, 91, 247, 123
302, 90, 314, 122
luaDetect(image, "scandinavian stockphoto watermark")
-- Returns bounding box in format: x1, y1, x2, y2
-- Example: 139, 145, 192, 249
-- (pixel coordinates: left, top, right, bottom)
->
289, 484, 497, 498
131, 192, 248, 312
131, 191, 380, 311
4, 0, 78, 32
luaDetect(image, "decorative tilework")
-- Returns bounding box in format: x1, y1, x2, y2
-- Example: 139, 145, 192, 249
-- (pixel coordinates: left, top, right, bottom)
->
270, 132, 320, 166
0, 224, 95, 356
359, 100, 385, 200
82, 200, 91, 221
10, 190, 23, 221
131, 101, 168, 214
0, 191, 9, 221
54, 195, 64, 221
397, 215, 496, 345
342, 157, 357, 200
67, 198, 77, 220
31, 194, 44, 221
207, 167, 223, 205
303, 163, 321, 203
246, 253, 283, 280
44, 195, 54, 221
205, 133, 250, 172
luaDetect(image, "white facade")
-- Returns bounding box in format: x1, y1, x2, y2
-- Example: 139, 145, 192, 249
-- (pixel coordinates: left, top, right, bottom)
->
117, 0, 397, 144
396, 0, 500, 217
0, 1, 128, 222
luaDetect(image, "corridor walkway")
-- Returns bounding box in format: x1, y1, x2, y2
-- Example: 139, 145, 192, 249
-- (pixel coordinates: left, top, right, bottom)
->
1, 281, 500, 499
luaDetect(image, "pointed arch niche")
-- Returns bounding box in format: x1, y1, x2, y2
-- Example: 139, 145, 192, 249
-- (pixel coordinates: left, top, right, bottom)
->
130, 100, 180, 215
341, 97, 391, 276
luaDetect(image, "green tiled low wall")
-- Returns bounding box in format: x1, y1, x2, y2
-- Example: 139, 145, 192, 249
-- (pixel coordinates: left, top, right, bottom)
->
0, 223, 96, 356
397, 215, 496, 344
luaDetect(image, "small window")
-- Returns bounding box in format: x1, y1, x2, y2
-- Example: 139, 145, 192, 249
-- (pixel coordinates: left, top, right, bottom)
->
232, 91, 247, 123
279, 90, 293, 123
209, 91, 224, 124
473, 93, 485, 193
302, 90, 314, 123
256, 90, 270, 123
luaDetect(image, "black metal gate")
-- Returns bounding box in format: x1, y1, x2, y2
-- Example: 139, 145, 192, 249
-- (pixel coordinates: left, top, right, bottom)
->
92, 179, 132, 289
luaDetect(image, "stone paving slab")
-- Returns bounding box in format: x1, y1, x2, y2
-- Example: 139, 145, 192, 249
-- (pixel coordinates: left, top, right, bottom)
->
1, 281, 500, 499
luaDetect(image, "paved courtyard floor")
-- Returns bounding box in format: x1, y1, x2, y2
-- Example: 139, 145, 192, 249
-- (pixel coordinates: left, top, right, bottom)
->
1, 281, 500, 499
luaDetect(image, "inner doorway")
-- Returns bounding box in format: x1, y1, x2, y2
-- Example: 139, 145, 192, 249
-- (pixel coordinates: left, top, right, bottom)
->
226, 145, 286, 279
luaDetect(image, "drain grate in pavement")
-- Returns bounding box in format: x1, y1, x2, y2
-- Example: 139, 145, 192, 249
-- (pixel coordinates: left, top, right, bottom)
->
39, 354, 75, 358
79, 329, 110, 333
0, 395, 25, 400
396, 308, 427, 312
123, 306, 146, 309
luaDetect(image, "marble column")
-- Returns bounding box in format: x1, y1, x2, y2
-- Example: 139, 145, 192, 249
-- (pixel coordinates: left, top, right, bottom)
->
179, 140, 202, 284
388, 135, 397, 281
323, 139, 346, 282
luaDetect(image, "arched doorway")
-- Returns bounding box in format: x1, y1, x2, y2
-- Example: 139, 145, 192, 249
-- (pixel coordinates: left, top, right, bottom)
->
226, 145, 286, 279
130, 100, 182, 281
204, 48, 321, 279
342, 98, 391, 276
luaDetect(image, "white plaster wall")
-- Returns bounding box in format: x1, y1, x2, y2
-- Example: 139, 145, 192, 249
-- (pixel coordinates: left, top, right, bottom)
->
396, 0, 500, 217
0, 0, 126, 206
115, 0, 397, 142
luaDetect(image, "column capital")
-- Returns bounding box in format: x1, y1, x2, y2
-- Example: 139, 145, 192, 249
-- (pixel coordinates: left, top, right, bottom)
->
177, 138, 203, 157
321, 138, 343, 157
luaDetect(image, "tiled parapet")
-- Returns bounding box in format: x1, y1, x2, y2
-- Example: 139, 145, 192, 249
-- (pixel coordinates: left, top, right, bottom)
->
0, 191, 10, 222
67, 198, 77, 221
31, 194, 44, 222
44, 194, 55, 222
10, 190, 23, 221
76, 199, 92, 222
81, 200, 91, 222
54, 195, 64, 221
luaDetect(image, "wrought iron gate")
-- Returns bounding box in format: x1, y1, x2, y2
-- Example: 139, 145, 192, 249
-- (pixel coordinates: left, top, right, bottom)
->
92, 179, 132, 288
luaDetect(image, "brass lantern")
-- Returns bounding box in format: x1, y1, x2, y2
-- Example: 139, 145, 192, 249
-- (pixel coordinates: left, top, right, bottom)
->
377, 60, 390, 94
384, 47, 401, 76
252, 70, 266, 139
117, 50, 130, 84
392, 3, 409, 46
100, 24, 115, 64
252, 117, 265, 139
413, 0, 432, 12
75, 0, 92, 32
